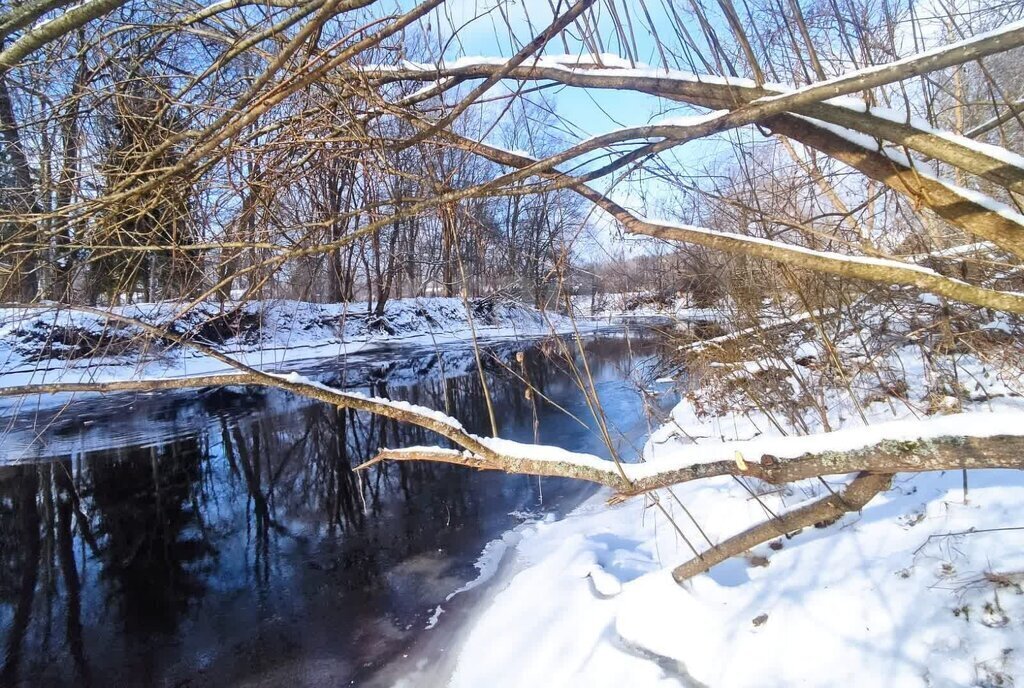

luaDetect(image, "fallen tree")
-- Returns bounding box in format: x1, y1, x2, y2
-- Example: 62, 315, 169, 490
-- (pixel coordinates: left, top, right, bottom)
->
5, 363, 1024, 583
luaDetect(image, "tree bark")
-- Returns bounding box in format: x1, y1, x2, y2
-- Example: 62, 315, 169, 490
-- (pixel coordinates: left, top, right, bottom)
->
671, 472, 893, 583
0, 69, 39, 301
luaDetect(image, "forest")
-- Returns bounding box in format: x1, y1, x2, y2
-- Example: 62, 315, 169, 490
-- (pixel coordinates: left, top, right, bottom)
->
2, 0, 1024, 686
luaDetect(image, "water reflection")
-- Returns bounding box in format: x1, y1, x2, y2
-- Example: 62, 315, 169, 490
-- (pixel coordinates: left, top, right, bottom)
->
0, 331, 671, 687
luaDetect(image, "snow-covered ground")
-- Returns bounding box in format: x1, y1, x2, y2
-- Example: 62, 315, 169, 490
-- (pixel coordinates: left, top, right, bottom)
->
0, 296, 584, 394
437, 468, 1024, 687
408, 299, 1024, 687
430, 412, 1024, 686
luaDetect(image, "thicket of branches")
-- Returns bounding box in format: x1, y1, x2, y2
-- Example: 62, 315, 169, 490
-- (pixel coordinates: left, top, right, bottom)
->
3, 0, 1024, 582
0, 3, 585, 308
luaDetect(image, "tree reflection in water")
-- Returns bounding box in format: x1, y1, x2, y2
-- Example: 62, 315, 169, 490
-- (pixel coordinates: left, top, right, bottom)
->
0, 332, 669, 687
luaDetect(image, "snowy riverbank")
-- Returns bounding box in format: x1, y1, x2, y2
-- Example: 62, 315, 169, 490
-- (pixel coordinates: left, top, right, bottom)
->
571, 292, 723, 323
417, 408, 1024, 686
410, 301, 1024, 687
433, 467, 1024, 687
0, 296, 585, 392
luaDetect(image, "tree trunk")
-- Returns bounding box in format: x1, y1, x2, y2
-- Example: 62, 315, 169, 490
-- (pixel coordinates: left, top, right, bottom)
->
0, 68, 39, 301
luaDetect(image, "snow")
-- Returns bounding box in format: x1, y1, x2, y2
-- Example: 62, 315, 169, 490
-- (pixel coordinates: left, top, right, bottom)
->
479, 436, 617, 473
0, 297, 590, 406
437, 466, 1024, 687
749, 19, 1024, 109
424, 606, 445, 630
371, 56, 766, 91
638, 213, 956, 277
650, 110, 729, 128
640, 409, 1024, 473
572, 292, 725, 322
444, 535, 511, 602
904, 242, 998, 263
8, 304, 1024, 687
791, 114, 1024, 229
822, 97, 1024, 172
406, 298, 1024, 686
541, 53, 636, 69
614, 471, 1024, 686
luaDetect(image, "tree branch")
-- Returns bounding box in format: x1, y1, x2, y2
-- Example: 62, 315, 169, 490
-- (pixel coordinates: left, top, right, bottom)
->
0, 0, 130, 73
671, 472, 894, 582
425, 127, 1024, 312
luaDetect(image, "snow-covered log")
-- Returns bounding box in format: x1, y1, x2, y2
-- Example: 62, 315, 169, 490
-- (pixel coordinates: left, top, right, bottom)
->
363, 424, 1024, 499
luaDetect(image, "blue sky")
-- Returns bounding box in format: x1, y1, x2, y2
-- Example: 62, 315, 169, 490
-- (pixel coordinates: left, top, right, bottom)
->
393, 0, 730, 135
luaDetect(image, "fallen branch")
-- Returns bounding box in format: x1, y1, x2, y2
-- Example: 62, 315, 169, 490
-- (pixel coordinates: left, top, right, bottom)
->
6, 373, 1024, 497
361, 431, 1024, 499
671, 472, 894, 582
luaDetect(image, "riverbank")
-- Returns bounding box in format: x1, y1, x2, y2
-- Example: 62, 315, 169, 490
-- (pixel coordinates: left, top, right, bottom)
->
430, 466, 1024, 687
571, 292, 722, 323
413, 300, 1024, 687
0, 296, 586, 394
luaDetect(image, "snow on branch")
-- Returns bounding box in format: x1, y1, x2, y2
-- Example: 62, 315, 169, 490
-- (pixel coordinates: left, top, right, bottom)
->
772, 114, 1024, 258
361, 34, 1024, 205
363, 411, 1024, 499
427, 127, 1024, 313
748, 19, 1024, 114
0, 0, 130, 72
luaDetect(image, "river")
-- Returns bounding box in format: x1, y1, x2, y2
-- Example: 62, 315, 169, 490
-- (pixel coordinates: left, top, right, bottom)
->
0, 327, 674, 687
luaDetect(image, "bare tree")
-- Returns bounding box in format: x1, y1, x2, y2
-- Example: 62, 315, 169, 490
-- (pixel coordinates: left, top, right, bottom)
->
3, 0, 1024, 584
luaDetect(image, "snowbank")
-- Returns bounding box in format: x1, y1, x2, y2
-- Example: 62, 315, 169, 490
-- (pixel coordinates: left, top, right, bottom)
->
446, 470, 1024, 687
572, 292, 723, 322
0, 297, 583, 391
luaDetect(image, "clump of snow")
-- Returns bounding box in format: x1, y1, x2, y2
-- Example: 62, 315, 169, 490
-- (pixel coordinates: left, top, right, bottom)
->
425, 605, 445, 630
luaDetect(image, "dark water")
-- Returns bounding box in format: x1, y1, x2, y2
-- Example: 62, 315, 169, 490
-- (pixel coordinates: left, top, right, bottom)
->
0, 329, 672, 687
